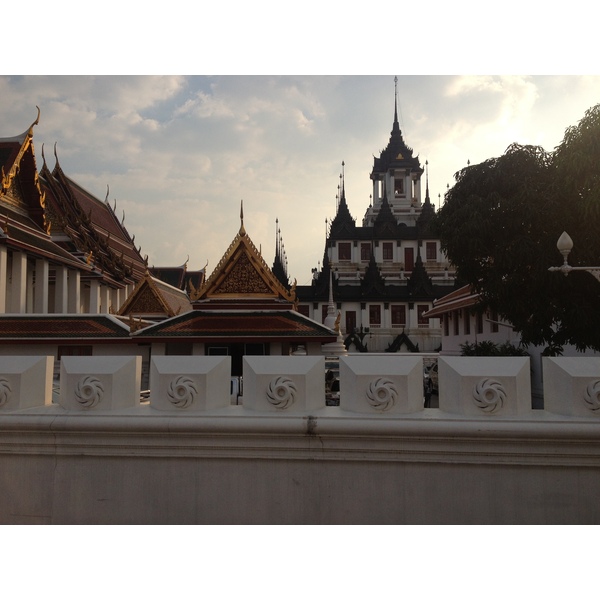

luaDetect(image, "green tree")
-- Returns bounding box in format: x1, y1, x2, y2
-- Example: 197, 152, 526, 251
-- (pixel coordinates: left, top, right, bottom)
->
435, 104, 600, 352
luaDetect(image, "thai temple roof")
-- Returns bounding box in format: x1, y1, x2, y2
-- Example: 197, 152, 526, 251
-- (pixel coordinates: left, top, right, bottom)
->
40, 146, 147, 288
0, 110, 96, 273
117, 272, 193, 319
192, 202, 296, 306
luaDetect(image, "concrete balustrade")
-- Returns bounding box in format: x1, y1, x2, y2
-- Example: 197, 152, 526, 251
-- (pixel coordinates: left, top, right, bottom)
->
0, 356, 54, 410
242, 356, 325, 411
0, 354, 599, 523
0, 354, 599, 418
543, 356, 600, 418
59, 355, 141, 411
150, 356, 231, 411
340, 355, 423, 413
438, 356, 532, 416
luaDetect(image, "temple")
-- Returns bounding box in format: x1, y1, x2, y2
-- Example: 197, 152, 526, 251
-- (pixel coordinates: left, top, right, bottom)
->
0, 109, 147, 315
296, 79, 456, 353
132, 204, 338, 376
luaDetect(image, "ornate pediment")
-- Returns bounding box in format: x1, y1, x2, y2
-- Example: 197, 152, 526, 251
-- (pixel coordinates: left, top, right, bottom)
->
192, 208, 295, 304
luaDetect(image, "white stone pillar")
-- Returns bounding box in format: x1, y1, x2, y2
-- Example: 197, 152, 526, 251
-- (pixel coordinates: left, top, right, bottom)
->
383, 304, 390, 329
34, 258, 49, 313
26, 268, 34, 313
0, 246, 7, 313
11, 251, 27, 314
54, 266, 68, 313
110, 287, 121, 313
415, 176, 422, 204
99, 285, 110, 314
67, 270, 81, 314
88, 279, 101, 314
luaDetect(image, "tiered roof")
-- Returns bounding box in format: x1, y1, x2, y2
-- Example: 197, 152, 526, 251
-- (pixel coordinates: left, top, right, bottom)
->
0, 112, 95, 273
41, 147, 147, 289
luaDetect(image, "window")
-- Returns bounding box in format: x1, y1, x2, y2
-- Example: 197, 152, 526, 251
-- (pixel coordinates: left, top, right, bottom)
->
338, 242, 351, 261
464, 311, 471, 335
417, 304, 430, 327
453, 311, 459, 335
361, 243, 371, 261
404, 247, 414, 271
369, 305, 381, 327
394, 177, 404, 196
443, 315, 449, 336
345, 311, 356, 334
383, 242, 393, 261
426, 242, 437, 261
391, 304, 406, 327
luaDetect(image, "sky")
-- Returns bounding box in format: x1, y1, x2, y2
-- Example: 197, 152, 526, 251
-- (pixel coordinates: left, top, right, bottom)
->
2, 75, 599, 284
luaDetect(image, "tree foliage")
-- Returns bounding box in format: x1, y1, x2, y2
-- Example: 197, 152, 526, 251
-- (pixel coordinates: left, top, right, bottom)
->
460, 341, 529, 357
435, 104, 600, 352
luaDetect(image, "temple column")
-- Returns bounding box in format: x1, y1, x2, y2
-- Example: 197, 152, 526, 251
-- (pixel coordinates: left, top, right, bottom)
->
67, 270, 80, 314
34, 258, 49, 313
88, 280, 100, 314
54, 266, 68, 313
0, 246, 6, 313
110, 287, 121, 314
26, 268, 34, 312
383, 304, 391, 329
11, 251, 27, 314
99, 285, 110, 314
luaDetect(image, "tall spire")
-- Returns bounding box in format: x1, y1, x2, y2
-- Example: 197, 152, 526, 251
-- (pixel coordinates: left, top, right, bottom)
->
394, 76, 399, 127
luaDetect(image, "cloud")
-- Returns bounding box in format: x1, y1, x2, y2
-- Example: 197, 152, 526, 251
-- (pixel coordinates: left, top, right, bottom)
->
2, 75, 600, 284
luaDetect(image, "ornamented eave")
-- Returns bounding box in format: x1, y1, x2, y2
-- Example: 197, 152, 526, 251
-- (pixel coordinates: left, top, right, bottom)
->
0, 107, 40, 196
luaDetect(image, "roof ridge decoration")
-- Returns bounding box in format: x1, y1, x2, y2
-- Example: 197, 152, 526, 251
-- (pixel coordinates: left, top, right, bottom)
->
1, 107, 40, 195
328, 161, 356, 238
192, 203, 296, 303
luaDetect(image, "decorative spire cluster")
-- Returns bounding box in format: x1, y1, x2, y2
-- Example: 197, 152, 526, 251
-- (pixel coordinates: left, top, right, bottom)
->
272, 217, 290, 288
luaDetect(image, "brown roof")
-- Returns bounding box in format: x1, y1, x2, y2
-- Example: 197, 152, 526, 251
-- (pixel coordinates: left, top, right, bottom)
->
422, 285, 479, 318
118, 274, 193, 318
0, 314, 131, 341
132, 310, 337, 342
39, 149, 147, 287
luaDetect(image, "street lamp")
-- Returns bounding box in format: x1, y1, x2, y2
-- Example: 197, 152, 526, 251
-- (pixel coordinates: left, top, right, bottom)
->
548, 231, 600, 282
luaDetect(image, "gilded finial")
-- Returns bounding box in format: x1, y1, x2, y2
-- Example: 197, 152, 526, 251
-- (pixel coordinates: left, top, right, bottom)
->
239, 200, 246, 236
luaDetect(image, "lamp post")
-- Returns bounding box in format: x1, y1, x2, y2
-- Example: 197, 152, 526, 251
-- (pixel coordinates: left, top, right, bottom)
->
548, 231, 600, 282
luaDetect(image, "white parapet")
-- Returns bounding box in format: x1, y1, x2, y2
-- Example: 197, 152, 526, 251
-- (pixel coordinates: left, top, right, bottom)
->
0, 356, 54, 410
439, 357, 531, 416
243, 356, 325, 412
339, 355, 423, 414
60, 356, 141, 411
543, 357, 600, 418
149, 356, 231, 411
